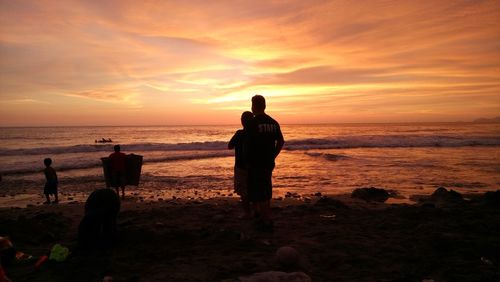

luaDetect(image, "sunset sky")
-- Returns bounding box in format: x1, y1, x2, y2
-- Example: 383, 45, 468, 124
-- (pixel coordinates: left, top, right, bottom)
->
1, 0, 499, 126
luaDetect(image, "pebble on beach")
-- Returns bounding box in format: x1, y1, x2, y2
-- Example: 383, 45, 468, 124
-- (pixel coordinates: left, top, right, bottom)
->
276, 246, 300, 268
239, 271, 311, 282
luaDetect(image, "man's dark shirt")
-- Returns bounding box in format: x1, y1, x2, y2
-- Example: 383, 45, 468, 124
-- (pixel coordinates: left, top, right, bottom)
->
109, 151, 126, 172
228, 129, 247, 169
247, 113, 284, 169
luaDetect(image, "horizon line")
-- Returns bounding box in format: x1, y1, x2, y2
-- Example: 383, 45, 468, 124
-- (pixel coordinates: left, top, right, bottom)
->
1, 120, 495, 128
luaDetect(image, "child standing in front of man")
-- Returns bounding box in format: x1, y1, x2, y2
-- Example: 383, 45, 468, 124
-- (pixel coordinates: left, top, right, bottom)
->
228, 111, 254, 219
43, 158, 59, 204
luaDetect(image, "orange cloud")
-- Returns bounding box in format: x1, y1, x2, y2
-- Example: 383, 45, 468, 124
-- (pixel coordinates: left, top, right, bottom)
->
1, 0, 499, 125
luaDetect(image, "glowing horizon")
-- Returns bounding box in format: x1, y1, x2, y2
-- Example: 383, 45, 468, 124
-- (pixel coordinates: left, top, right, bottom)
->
1, 0, 499, 126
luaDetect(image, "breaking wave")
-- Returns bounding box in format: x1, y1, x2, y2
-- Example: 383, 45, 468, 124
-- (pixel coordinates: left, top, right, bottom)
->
1, 134, 498, 175
1, 134, 498, 157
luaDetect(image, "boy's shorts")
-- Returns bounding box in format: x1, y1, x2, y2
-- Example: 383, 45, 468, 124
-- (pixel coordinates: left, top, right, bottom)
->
44, 181, 58, 195
234, 167, 248, 198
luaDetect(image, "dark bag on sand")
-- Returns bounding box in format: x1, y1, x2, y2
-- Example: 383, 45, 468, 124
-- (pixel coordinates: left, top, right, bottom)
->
101, 154, 143, 187
78, 189, 120, 249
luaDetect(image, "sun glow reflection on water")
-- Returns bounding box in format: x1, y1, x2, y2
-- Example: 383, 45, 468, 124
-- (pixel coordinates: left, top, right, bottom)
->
0, 123, 499, 207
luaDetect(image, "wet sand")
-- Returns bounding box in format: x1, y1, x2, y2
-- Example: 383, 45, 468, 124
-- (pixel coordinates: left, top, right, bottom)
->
1, 192, 499, 282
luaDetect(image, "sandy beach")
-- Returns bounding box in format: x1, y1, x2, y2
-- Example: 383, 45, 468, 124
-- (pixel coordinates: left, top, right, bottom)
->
1, 189, 499, 282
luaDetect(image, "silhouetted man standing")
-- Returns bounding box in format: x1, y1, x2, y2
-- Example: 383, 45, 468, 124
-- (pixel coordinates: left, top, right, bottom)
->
247, 95, 285, 229
109, 145, 127, 198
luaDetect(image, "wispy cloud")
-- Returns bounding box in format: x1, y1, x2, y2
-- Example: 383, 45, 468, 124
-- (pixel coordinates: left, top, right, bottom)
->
64, 87, 142, 108
1, 0, 499, 125
2, 98, 51, 105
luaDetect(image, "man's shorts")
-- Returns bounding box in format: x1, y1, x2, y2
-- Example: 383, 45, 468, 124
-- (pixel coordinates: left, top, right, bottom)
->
234, 167, 248, 199
248, 166, 274, 202
111, 171, 127, 187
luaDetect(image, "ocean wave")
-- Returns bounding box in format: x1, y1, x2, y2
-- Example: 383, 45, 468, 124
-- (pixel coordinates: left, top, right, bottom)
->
1, 151, 232, 175
284, 135, 500, 150
304, 152, 349, 161
0, 135, 499, 157
0, 141, 228, 156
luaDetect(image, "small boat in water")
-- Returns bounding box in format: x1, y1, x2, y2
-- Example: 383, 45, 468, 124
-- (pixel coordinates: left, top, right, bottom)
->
95, 138, 113, 143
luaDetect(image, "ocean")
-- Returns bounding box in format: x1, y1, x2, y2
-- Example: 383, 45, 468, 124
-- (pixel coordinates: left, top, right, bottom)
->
0, 123, 499, 207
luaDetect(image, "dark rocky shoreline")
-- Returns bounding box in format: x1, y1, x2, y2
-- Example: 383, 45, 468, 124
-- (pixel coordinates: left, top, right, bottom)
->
1, 190, 499, 281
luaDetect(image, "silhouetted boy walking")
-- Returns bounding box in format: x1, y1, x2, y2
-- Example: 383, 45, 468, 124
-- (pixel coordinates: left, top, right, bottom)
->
43, 158, 59, 204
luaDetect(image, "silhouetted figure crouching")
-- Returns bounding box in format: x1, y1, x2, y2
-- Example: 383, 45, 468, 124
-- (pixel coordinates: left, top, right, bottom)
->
78, 189, 120, 250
